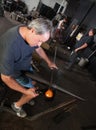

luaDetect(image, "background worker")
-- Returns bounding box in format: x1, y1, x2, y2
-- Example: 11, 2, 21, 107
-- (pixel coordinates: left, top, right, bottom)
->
67, 28, 96, 70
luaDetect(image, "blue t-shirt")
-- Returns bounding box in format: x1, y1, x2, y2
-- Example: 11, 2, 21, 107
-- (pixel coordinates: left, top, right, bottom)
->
75, 35, 94, 49
0, 25, 38, 78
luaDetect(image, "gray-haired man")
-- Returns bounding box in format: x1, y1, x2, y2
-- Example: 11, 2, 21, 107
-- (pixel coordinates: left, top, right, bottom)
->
0, 18, 58, 117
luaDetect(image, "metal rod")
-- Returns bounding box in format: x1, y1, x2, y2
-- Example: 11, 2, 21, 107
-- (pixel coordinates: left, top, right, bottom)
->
50, 46, 58, 86
88, 49, 96, 59
25, 71, 85, 101
52, 84, 85, 101
25, 72, 50, 86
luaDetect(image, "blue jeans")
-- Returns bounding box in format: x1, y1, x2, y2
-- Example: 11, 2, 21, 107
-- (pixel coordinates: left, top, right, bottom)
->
16, 75, 34, 88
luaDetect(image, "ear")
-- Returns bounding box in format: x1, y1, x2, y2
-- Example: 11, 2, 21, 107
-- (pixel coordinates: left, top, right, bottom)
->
31, 28, 36, 34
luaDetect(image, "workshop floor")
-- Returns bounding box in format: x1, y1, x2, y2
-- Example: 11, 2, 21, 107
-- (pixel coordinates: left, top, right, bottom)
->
0, 12, 96, 130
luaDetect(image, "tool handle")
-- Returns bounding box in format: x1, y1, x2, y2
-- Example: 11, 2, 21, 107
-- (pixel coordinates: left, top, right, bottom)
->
50, 46, 58, 86
88, 49, 96, 59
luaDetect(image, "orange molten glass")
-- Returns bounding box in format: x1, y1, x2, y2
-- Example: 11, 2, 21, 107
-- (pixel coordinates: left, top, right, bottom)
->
45, 89, 54, 98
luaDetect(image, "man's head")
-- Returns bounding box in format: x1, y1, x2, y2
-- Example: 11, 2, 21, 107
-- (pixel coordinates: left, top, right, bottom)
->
89, 28, 96, 36
63, 18, 67, 23
92, 28, 96, 35
26, 18, 52, 47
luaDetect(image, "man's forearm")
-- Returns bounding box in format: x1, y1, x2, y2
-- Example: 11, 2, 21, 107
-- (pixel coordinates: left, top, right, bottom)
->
36, 47, 58, 69
36, 47, 51, 65
75, 43, 88, 52
1, 74, 27, 95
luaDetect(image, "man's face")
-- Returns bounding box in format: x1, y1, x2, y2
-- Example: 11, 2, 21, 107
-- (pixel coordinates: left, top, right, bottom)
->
26, 28, 50, 47
89, 29, 93, 36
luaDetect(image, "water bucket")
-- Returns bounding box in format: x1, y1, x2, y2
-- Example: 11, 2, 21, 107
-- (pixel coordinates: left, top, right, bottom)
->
78, 49, 96, 67
78, 57, 89, 67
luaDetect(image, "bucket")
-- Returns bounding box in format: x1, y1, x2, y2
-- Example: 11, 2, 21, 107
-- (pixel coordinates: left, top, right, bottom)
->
78, 57, 89, 67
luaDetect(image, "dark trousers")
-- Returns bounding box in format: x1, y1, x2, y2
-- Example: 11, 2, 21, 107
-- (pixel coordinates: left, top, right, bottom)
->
68, 50, 83, 69
68, 51, 78, 68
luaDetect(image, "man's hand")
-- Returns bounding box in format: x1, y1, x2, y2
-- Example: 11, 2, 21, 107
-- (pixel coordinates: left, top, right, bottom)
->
48, 62, 58, 69
74, 43, 88, 53
26, 87, 39, 98
74, 48, 79, 52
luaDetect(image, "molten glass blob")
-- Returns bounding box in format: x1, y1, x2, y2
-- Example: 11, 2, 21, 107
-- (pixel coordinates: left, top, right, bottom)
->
45, 89, 54, 98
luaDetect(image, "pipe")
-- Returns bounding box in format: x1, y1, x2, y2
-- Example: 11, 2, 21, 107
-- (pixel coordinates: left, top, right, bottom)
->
25, 71, 85, 101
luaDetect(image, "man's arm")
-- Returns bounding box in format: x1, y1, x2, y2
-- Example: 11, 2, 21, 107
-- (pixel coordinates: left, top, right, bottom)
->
1, 74, 39, 99
1, 73, 39, 98
75, 43, 88, 52
58, 20, 63, 29
1, 73, 28, 95
35, 47, 58, 69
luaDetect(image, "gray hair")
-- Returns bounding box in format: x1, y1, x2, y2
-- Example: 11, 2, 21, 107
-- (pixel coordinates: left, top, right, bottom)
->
27, 18, 53, 35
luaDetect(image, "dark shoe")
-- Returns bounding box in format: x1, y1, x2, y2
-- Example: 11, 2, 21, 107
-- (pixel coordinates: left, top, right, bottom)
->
27, 100, 35, 106
64, 66, 72, 71
11, 103, 27, 118
66, 68, 72, 72
90, 76, 96, 82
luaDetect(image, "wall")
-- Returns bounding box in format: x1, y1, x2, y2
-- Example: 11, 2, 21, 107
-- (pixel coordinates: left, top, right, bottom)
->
22, 0, 39, 11
65, 0, 96, 78
42, 0, 63, 8
22, 0, 67, 12
65, 0, 96, 35
68, 0, 96, 31
81, 3, 96, 29
65, 0, 80, 18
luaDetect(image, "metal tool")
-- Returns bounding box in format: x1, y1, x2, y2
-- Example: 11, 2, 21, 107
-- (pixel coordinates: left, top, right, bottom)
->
25, 71, 85, 101
45, 46, 58, 99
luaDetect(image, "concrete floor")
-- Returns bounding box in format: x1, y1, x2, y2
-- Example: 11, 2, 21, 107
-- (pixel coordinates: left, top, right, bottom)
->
0, 12, 96, 130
